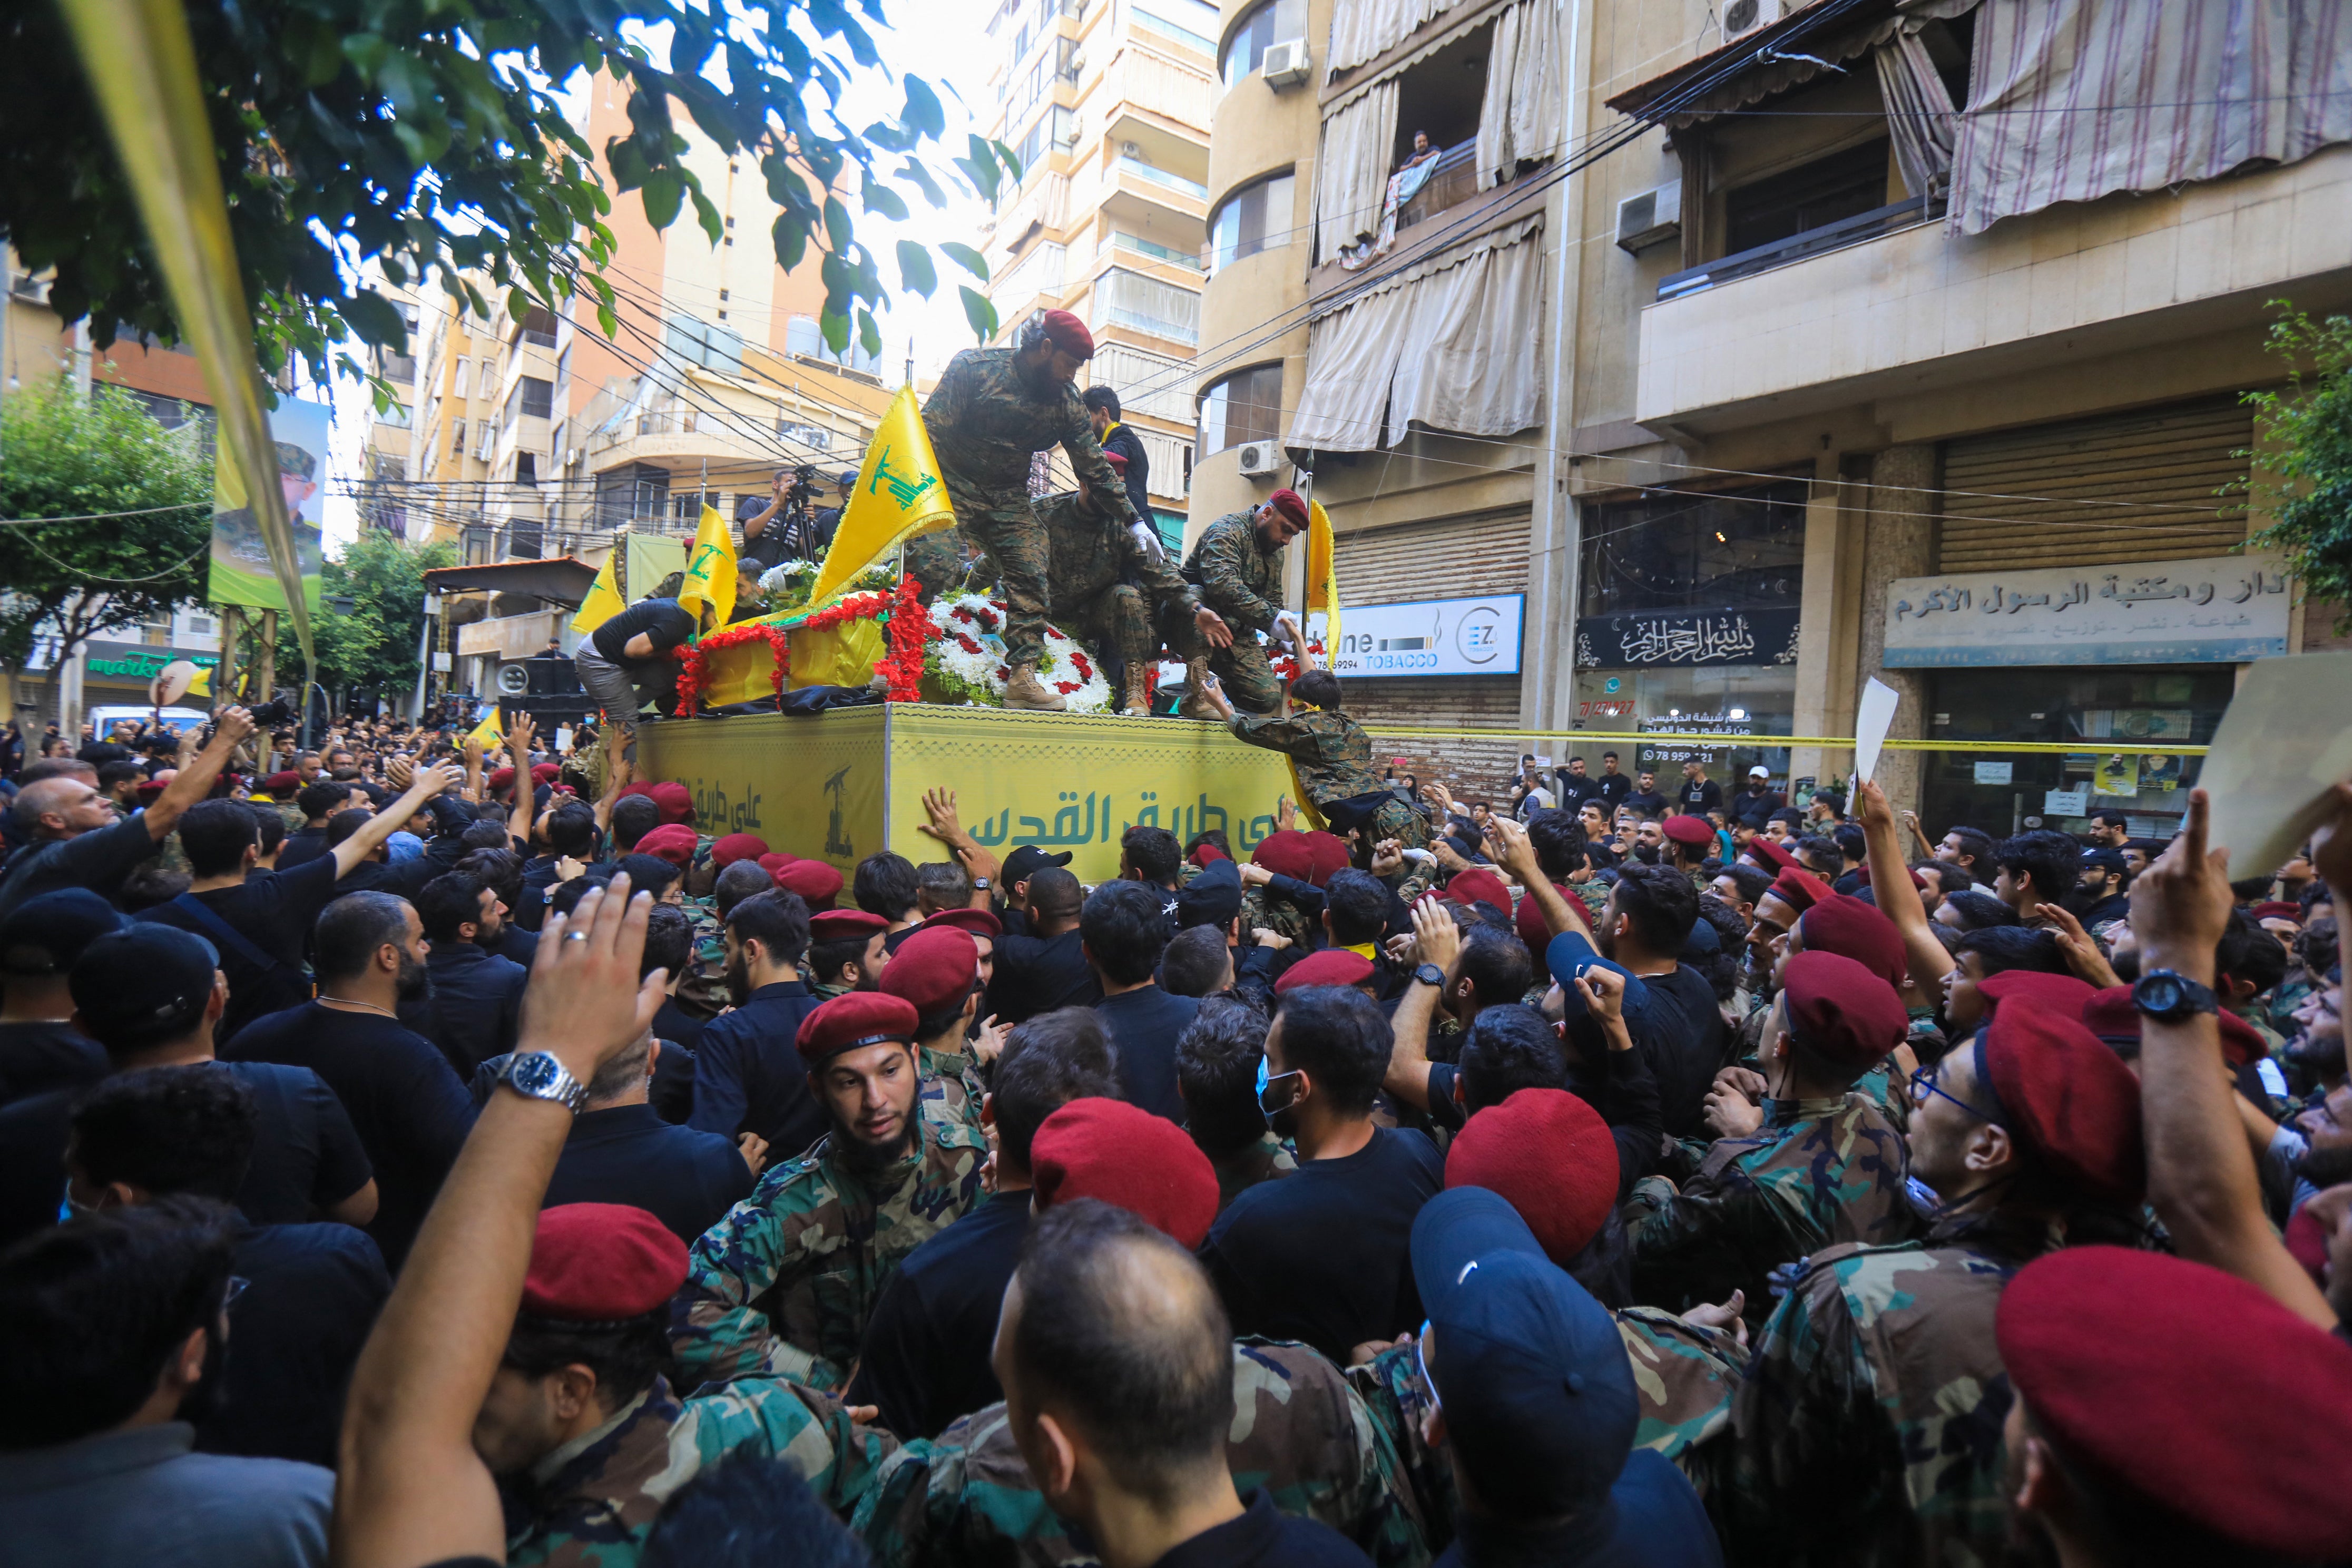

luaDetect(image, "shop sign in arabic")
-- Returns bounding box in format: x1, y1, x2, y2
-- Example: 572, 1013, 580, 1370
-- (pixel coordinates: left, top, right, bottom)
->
1575, 607, 1801, 668
1884, 555, 2291, 668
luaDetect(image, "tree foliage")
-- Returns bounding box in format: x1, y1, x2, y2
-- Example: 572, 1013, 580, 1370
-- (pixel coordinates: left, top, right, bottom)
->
266, 530, 456, 703
2243, 306, 2352, 625
0, 377, 213, 718
0, 0, 1009, 389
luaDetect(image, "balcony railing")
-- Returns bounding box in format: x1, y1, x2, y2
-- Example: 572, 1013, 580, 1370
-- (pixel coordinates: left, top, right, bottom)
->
1655, 196, 1931, 302
1114, 155, 1208, 200
1099, 231, 1202, 271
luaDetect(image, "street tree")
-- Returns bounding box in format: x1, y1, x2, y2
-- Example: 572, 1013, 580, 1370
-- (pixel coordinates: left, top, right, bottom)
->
0, 0, 1009, 389
0, 377, 213, 727
267, 530, 456, 709
2243, 306, 2352, 627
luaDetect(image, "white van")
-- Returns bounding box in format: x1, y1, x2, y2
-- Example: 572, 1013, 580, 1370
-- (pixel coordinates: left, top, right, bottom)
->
88, 705, 212, 739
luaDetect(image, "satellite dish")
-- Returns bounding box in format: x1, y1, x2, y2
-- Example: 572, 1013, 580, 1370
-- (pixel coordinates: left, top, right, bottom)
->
151, 659, 200, 708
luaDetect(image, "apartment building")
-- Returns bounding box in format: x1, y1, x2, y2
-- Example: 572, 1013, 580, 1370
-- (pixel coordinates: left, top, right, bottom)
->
1201, 0, 2352, 824
979, 0, 1220, 544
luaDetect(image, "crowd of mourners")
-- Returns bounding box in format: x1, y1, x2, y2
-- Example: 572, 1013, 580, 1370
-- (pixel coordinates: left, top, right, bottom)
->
2, 678, 2349, 1568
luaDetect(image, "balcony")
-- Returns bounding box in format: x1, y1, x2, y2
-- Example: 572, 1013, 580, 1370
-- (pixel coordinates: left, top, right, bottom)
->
1634, 144, 2352, 432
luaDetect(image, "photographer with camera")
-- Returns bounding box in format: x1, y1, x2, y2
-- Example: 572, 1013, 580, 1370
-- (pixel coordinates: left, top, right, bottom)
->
736, 465, 833, 575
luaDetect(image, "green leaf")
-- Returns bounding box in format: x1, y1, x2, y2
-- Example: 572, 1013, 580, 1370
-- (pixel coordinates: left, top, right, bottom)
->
339, 288, 405, 348
901, 75, 946, 140
857, 307, 883, 360
641, 169, 682, 230
823, 195, 852, 254
938, 241, 988, 282
895, 240, 937, 297
861, 178, 908, 222
958, 285, 998, 344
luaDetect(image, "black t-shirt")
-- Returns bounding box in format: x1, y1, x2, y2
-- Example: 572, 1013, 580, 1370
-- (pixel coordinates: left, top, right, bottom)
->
1552, 772, 1603, 812
138, 857, 344, 1038
1202, 1125, 1443, 1363
690, 982, 825, 1158
276, 826, 331, 869
0, 812, 161, 916
1678, 778, 1724, 817
0, 1020, 108, 1110
1622, 789, 1667, 818
847, 1186, 1032, 1439
223, 1002, 474, 1271
1728, 787, 1786, 830
1625, 964, 1730, 1140
1154, 1490, 1373, 1568
1594, 772, 1633, 811
987, 923, 1101, 1024
590, 598, 697, 663
199, 1220, 390, 1468
544, 1103, 753, 1244
1095, 986, 1195, 1123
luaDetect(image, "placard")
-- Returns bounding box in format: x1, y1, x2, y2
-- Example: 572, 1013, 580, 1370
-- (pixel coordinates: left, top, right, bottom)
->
2044, 789, 2089, 816
1973, 760, 2013, 785
1883, 555, 2291, 667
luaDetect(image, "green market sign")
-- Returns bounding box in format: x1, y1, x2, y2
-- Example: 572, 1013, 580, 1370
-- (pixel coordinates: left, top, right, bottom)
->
85, 648, 219, 682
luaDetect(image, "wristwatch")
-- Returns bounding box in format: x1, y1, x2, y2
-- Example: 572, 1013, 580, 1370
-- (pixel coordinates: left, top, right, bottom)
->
498, 1050, 587, 1113
2131, 968, 2219, 1023
972, 877, 991, 891
1413, 963, 1448, 989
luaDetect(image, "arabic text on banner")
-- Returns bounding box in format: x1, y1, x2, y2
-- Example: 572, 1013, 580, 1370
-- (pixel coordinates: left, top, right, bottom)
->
1883, 555, 2291, 668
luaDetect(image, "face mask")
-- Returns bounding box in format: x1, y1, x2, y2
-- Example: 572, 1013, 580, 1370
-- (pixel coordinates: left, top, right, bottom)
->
1255, 1055, 1302, 1126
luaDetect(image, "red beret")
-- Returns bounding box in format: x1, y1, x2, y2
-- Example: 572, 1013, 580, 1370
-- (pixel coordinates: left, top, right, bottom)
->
616, 781, 656, 803
487, 766, 517, 792
1796, 894, 1908, 989
1976, 969, 2095, 1018
531, 762, 560, 784
648, 780, 694, 826
1101, 449, 1128, 471
1998, 1247, 2352, 1561
711, 832, 769, 868
1444, 1088, 1616, 1264
2249, 900, 2303, 924
1189, 842, 1230, 867
774, 859, 844, 910
1302, 831, 1351, 888
1444, 868, 1513, 917
1251, 829, 1315, 883
1267, 488, 1309, 526
1274, 947, 1376, 994
1764, 866, 1824, 915
1040, 308, 1094, 359
2079, 985, 2270, 1067
795, 990, 919, 1065
1516, 886, 1571, 954
634, 824, 697, 869
923, 906, 1003, 941
878, 925, 979, 1017
757, 850, 797, 873
1781, 950, 1906, 1072
808, 908, 888, 945
1032, 1097, 1220, 1248
1746, 838, 1800, 876
522, 1204, 688, 1321
1982, 1004, 2144, 1206
1661, 814, 1714, 847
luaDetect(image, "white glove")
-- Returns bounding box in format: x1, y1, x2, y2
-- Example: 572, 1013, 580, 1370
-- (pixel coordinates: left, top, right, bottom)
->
1129, 520, 1167, 564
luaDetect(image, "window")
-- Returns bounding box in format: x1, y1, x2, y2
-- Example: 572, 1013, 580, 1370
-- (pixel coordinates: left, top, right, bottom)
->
1220, 0, 1305, 89
378, 401, 413, 429
1095, 268, 1199, 344
665, 315, 744, 373
1209, 171, 1294, 271
504, 375, 553, 430
1134, 0, 1217, 55
1197, 363, 1282, 453
515, 453, 537, 486
996, 241, 1068, 309
379, 348, 416, 384
1577, 481, 1807, 618
1008, 105, 1079, 180
454, 359, 471, 396
449, 419, 467, 457
1722, 141, 1892, 258
514, 307, 558, 349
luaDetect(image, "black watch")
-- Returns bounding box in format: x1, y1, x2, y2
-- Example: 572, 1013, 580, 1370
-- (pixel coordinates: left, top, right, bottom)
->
2131, 968, 2219, 1023
1413, 963, 1448, 989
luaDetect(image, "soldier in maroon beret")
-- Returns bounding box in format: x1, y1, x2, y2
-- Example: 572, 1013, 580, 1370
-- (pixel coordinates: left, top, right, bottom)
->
878, 924, 986, 1134
805, 908, 889, 1000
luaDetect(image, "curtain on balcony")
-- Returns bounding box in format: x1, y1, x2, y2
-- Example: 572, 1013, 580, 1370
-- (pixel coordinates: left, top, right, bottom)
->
1475, 0, 1563, 188
1327, 0, 1465, 79
1876, 30, 1958, 200
1288, 215, 1542, 451
1951, 0, 2352, 236
1314, 78, 1400, 261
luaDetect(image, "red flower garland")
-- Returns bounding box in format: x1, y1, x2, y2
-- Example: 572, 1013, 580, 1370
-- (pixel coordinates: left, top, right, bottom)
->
877, 578, 928, 702
673, 589, 904, 712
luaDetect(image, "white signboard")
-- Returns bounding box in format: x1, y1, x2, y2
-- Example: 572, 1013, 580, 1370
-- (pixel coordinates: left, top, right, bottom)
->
1974, 760, 2014, 785
1883, 555, 2290, 667
2045, 789, 2089, 816
1326, 594, 1524, 678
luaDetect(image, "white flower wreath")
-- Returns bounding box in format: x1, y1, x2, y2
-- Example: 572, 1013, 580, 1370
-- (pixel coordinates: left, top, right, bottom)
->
926, 594, 1114, 714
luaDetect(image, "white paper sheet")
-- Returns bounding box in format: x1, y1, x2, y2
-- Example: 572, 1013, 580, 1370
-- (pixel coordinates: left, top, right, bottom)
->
1854, 678, 1902, 783
2200, 652, 2352, 876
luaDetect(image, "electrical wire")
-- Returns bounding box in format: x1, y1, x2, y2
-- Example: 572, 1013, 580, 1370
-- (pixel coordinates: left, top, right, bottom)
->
0, 501, 213, 525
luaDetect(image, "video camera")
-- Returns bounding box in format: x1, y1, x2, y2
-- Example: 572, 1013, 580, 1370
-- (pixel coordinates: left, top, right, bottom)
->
784, 464, 820, 507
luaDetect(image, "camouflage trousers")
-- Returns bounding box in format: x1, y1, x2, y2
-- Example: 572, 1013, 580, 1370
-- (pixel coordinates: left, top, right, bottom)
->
1162, 620, 1283, 714
1366, 796, 1430, 852
906, 482, 1051, 667
1052, 584, 1153, 683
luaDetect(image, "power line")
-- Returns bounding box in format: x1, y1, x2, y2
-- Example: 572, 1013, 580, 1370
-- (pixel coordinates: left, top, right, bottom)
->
0, 501, 212, 525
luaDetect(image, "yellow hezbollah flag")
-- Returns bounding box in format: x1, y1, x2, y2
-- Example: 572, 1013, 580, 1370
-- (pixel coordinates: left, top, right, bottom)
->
677, 502, 738, 628
467, 705, 504, 749
1304, 497, 1340, 659
572, 553, 626, 635
809, 385, 956, 609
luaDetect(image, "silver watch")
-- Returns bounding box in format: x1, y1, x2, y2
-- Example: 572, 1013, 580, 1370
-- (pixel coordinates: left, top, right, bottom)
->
498, 1050, 587, 1113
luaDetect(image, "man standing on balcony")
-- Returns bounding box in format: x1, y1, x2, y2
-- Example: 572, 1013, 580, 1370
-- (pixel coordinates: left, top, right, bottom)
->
913, 309, 1145, 712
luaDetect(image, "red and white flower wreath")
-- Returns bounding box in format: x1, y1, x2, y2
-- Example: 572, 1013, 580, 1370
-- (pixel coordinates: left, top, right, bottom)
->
927, 594, 1113, 714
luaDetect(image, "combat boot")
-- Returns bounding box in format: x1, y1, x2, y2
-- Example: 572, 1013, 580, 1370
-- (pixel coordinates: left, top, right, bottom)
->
1003, 661, 1067, 711
1177, 657, 1220, 720
1120, 667, 1151, 717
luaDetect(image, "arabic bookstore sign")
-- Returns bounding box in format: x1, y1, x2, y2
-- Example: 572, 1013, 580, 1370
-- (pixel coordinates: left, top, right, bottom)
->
1326, 594, 1525, 678
1883, 555, 2291, 668
1575, 606, 1801, 669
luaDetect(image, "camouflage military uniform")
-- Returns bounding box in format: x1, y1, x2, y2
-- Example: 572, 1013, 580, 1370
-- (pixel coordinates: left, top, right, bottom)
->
1625, 1093, 1912, 1318
1570, 876, 1613, 926
1032, 488, 1200, 679
1228, 709, 1429, 852
1241, 885, 1318, 947
852, 1338, 1432, 1567
1183, 511, 1290, 714
1691, 1205, 2087, 1568
674, 889, 729, 1018
672, 1116, 989, 1394
504, 1375, 896, 1568
913, 347, 1139, 668
916, 1042, 986, 1136
1209, 1131, 1299, 1214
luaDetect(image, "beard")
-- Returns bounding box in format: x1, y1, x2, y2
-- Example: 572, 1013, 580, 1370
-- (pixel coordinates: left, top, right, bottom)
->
724, 952, 752, 1007
1015, 352, 1060, 396
395, 953, 430, 1005
837, 1114, 917, 1174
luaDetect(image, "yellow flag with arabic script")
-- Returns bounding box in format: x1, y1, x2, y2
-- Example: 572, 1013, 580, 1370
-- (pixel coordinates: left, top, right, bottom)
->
1304, 497, 1340, 660
677, 503, 738, 629
809, 385, 956, 609
572, 552, 626, 635
466, 704, 504, 749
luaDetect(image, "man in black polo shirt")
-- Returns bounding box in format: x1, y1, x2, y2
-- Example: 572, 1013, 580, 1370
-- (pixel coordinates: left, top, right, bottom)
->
415, 869, 528, 1075
276, 780, 358, 870
690, 889, 823, 1156
543, 1023, 759, 1243
0, 890, 116, 1109
223, 891, 473, 1271
0, 708, 251, 917
572, 592, 710, 748
846, 1007, 1118, 1437
1085, 881, 1193, 1122
1594, 863, 1724, 1139
989, 866, 1099, 1024
1727, 764, 1785, 832
138, 763, 456, 1040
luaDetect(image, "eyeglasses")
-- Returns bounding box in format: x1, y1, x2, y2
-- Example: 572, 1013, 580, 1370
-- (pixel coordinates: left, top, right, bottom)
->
1907, 1065, 2000, 1124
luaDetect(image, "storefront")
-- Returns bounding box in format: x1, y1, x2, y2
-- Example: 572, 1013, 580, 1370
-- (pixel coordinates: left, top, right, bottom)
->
1885, 553, 2291, 837
81, 640, 221, 711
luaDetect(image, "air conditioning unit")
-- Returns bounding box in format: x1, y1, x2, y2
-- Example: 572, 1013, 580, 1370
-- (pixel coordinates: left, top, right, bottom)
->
563, 447, 582, 468
1261, 38, 1311, 89
1615, 180, 1683, 252
1721, 0, 1787, 40
1236, 441, 1279, 478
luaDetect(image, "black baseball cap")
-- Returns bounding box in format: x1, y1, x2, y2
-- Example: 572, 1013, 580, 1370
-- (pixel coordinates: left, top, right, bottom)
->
0, 889, 126, 976
1175, 857, 1242, 929
2081, 847, 2129, 875
1410, 1188, 1638, 1516
1003, 845, 1074, 883
68, 924, 220, 1049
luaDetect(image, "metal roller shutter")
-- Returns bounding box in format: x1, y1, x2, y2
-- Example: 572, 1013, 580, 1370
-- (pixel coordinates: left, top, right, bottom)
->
1336, 512, 1533, 604
1935, 398, 2253, 572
